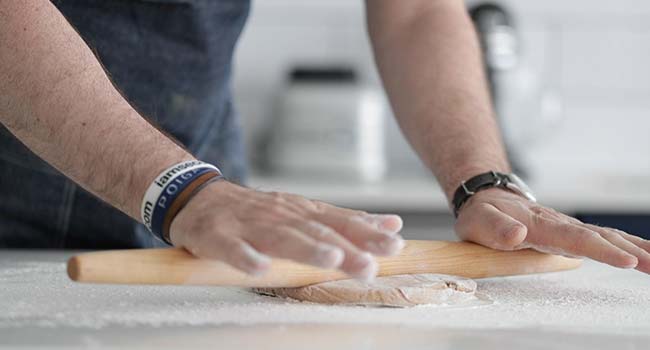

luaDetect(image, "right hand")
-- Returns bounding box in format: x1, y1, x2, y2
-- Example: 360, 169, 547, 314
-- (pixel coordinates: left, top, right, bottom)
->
169, 180, 405, 280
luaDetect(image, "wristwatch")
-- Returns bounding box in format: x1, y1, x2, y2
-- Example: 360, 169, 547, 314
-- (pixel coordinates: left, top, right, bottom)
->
451, 171, 536, 218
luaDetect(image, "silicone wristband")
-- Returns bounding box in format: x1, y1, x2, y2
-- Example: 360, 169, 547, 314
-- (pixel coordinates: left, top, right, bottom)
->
150, 167, 220, 243
141, 160, 220, 234
161, 172, 224, 244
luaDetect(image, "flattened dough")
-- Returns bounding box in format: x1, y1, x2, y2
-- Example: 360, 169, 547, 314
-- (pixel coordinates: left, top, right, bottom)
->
254, 274, 477, 307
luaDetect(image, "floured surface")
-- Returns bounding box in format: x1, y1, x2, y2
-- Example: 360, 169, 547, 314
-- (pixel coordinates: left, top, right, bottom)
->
1, 251, 650, 335
254, 274, 478, 307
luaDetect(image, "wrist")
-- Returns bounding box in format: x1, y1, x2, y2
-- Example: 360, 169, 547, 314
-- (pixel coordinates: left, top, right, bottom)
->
440, 162, 511, 201
139, 159, 224, 244
128, 151, 194, 219
451, 171, 536, 218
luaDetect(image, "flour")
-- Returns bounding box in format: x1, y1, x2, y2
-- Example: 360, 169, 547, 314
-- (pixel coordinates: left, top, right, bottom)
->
1, 252, 649, 335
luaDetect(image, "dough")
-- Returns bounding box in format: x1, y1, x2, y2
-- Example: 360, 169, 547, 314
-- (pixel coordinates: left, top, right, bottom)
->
254, 274, 477, 307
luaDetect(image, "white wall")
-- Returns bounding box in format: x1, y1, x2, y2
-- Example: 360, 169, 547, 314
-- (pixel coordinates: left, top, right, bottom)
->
233, 0, 650, 184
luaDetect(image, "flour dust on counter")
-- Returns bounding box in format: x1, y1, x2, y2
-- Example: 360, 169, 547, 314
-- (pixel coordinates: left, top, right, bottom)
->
1, 251, 650, 335
254, 274, 481, 307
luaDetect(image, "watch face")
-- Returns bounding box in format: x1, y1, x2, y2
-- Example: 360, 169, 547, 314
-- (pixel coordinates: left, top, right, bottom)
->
506, 173, 537, 202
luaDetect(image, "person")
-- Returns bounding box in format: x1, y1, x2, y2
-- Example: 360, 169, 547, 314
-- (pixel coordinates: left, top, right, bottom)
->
1, 0, 648, 280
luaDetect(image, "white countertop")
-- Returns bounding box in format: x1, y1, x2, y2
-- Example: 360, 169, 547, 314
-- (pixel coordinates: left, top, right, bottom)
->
1, 245, 649, 349
248, 173, 650, 213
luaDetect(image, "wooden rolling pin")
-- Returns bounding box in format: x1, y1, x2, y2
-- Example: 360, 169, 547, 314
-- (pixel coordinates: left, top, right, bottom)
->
67, 240, 581, 287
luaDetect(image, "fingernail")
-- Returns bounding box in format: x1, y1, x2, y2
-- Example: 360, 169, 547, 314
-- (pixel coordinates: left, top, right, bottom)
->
620, 256, 638, 269
367, 214, 403, 234
351, 252, 378, 282
313, 244, 344, 268
366, 235, 405, 255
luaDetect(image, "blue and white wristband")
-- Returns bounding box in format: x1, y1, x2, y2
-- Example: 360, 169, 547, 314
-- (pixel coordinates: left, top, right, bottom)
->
141, 160, 222, 244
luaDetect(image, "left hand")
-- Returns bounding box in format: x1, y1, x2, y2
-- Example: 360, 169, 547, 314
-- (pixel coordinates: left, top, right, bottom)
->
454, 188, 650, 274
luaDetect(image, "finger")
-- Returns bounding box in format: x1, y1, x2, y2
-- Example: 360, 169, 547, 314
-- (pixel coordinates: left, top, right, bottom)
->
532, 221, 638, 268
298, 220, 379, 281
618, 231, 650, 252
311, 204, 404, 256
455, 203, 528, 250
324, 214, 405, 256
244, 225, 344, 269
314, 201, 404, 234
190, 236, 272, 276
586, 224, 650, 273
364, 213, 404, 233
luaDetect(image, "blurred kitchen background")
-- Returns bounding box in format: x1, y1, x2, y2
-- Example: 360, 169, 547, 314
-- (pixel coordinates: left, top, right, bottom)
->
232, 0, 650, 240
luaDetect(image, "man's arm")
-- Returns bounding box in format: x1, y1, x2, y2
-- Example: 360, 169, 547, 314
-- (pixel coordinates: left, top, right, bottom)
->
0, 0, 192, 217
366, 0, 650, 273
366, 0, 508, 199
0, 0, 405, 280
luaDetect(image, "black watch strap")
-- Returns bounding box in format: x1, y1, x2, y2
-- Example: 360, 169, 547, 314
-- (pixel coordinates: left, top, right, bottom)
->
451, 171, 512, 218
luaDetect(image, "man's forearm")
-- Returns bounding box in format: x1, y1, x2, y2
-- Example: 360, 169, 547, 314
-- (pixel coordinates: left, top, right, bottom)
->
366, 1, 650, 276
366, 0, 510, 201
0, 0, 192, 218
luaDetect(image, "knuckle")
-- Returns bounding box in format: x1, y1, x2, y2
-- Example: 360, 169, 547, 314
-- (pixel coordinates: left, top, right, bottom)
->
570, 229, 598, 254
596, 228, 614, 240
255, 192, 285, 211
284, 192, 309, 205
247, 198, 271, 215
300, 200, 320, 213
610, 228, 629, 237
529, 205, 555, 219
353, 209, 369, 217
310, 201, 330, 214
267, 191, 286, 204
341, 215, 360, 234
259, 201, 291, 220
265, 204, 286, 217
305, 220, 337, 239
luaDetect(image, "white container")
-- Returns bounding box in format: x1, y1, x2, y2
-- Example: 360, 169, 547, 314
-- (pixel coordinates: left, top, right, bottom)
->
268, 68, 387, 183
